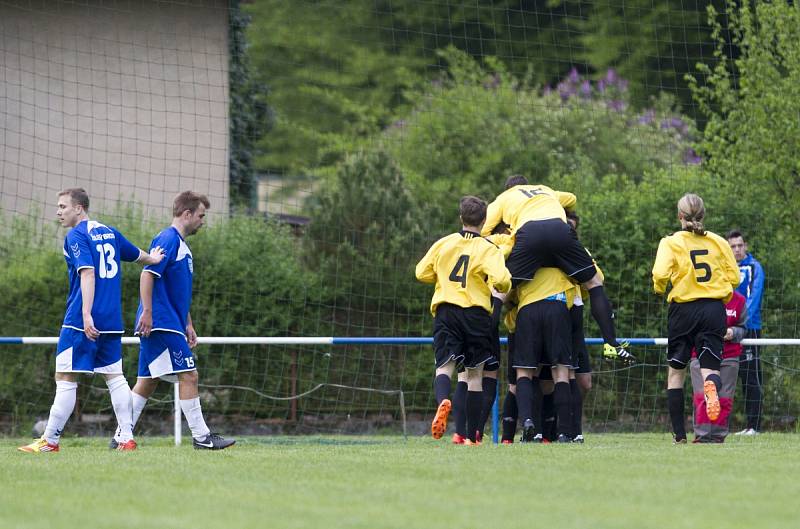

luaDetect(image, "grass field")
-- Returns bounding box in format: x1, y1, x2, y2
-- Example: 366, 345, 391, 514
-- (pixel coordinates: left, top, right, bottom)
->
3, 433, 798, 529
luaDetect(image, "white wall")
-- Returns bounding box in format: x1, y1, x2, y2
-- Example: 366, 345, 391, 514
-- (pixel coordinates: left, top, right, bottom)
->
0, 0, 229, 227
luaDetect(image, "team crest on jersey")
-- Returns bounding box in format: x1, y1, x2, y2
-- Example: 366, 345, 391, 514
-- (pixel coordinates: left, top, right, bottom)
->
171, 348, 185, 366
70, 243, 80, 258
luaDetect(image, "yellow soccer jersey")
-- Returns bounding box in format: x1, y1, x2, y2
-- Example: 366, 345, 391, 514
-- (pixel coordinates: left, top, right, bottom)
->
517, 267, 576, 310
503, 290, 519, 332
652, 230, 739, 303
481, 184, 576, 236
485, 233, 514, 258
416, 230, 512, 316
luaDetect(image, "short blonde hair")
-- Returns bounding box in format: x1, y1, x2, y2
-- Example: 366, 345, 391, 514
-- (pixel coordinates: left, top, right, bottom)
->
58, 188, 90, 211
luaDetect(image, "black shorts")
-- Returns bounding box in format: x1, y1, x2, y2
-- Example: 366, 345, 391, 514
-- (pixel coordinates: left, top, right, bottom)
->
485, 297, 503, 371
538, 365, 553, 380
507, 333, 517, 384
571, 304, 591, 374
506, 219, 596, 286
667, 299, 726, 369
511, 300, 573, 369
433, 303, 494, 369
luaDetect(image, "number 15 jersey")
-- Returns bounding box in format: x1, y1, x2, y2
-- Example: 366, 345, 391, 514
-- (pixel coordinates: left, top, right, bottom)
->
652, 230, 739, 303
62, 219, 141, 332
415, 230, 512, 316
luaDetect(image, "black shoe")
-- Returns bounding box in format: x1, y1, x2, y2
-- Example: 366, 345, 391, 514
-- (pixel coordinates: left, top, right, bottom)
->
519, 419, 535, 443
108, 438, 118, 450
556, 434, 572, 443
572, 434, 585, 444
192, 433, 235, 450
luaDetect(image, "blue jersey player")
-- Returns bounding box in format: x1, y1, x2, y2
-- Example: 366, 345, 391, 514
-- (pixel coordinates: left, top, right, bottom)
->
19, 188, 164, 453
129, 191, 234, 450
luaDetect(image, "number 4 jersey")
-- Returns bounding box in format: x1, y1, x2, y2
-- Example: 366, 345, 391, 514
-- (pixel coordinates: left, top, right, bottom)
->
415, 230, 511, 316
62, 219, 141, 332
652, 230, 740, 303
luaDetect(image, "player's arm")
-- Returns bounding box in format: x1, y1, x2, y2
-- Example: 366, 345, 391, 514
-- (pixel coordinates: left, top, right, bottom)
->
186, 312, 198, 348
747, 260, 765, 315
481, 198, 504, 236
136, 270, 156, 337
79, 267, 99, 341
651, 238, 673, 295
484, 247, 512, 293
555, 191, 577, 211
115, 229, 165, 265
728, 303, 748, 343
415, 240, 440, 284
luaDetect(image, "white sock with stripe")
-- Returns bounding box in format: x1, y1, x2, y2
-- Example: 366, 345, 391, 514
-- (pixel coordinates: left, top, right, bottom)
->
43, 380, 78, 445
180, 397, 211, 439
107, 376, 133, 443
131, 391, 148, 430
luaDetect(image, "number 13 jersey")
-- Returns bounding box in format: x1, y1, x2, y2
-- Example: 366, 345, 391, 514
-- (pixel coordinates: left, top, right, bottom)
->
415, 230, 511, 316
62, 219, 141, 333
652, 230, 739, 303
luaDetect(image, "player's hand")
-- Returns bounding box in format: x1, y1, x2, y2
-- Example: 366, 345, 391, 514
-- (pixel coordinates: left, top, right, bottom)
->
186, 324, 198, 349
724, 328, 733, 341
148, 246, 166, 265
83, 313, 99, 341
490, 287, 508, 303
137, 310, 153, 337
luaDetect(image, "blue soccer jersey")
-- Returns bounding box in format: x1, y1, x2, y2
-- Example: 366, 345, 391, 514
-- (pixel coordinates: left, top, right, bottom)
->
136, 226, 193, 336
62, 219, 140, 332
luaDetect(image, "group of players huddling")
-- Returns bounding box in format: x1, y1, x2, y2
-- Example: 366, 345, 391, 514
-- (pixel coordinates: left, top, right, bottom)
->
19, 188, 234, 453
416, 176, 739, 445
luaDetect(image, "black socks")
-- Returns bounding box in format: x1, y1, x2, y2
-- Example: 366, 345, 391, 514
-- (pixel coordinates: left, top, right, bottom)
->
667, 388, 686, 439
588, 285, 618, 346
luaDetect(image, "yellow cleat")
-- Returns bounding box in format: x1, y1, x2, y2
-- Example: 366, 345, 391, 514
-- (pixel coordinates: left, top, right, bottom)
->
18, 437, 59, 453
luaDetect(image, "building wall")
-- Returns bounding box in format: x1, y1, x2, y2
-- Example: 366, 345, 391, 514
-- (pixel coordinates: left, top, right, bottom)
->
0, 0, 229, 227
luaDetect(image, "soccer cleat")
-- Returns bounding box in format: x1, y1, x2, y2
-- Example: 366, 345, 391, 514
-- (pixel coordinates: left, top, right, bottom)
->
192, 433, 235, 450
603, 342, 636, 364
673, 436, 688, 445
108, 438, 119, 450
451, 433, 466, 445
464, 438, 482, 446
519, 419, 535, 443
735, 428, 758, 436
18, 437, 59, 453
572, 434, 585, 444
431, 399, 452, 440
501, 439, 513, 445
704, 380, 721, 421
556, 434, 572, 443
116, 439, 137, 451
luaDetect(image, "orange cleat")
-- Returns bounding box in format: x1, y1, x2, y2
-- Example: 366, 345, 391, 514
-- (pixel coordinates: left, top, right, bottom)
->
451, 433, 466, 445
18, 438, 59, 453
431, 399, 452, 440
704, 380, 720, 422
501, 439, 513, 445
116, 439, 138, 451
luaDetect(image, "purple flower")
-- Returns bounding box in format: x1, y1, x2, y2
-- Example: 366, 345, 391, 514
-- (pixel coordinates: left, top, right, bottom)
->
607, 99, 626, 112
638, 109, 656, 125
568, 67, 581, 84
604, 69, 618, 85
580, 80, 592, 98
683, 147, 702, 165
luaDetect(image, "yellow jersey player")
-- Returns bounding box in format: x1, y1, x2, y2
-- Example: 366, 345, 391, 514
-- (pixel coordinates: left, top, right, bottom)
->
482, 174, 635, 364
415, 196, 511, 444
652, 193, 739, 443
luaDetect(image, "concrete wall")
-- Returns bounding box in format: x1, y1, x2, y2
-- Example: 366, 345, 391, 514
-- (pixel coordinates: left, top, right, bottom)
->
0, 0, 229, 227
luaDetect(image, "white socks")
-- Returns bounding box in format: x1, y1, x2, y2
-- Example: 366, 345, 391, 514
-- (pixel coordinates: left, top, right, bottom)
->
131, 391, 148, 429
106, 376, 133, 443
179, 397, 210, 439
43, 380, 78, 445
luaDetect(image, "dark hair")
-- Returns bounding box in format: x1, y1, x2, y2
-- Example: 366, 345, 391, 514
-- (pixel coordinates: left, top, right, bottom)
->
173, 191, 210, 218
58, 188, 90, 212
459, 196, 487, 227
491, 221, 511, 235
677, 193, 706, 235
504, 174, 528, 189
565, 210, 580, 230
726, 229, 746, 241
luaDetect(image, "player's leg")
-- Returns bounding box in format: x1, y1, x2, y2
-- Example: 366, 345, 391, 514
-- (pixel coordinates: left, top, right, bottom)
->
568, 370, 581, 441
739, 330, 763, 433
451, 369, 468, 444
696, 300, 726, 423
464, 364, 485, 444
537, 370, 553, 442
716, 357, 739, 441
552, 365, 572, 442
501, 334, 518, 444
667, 366, 688, 443
477, 368, 498, 442
666, 302, 695, 443
93, 334, 137, 450
19, 329, 88, 452
571, 302, 590, 442
432, 360, 457, 439
689, 358, 712, 442
515, 367, 537, 442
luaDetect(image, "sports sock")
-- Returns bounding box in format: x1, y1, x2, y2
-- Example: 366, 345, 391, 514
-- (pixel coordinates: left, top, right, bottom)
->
180, 397, 211, 439
705, 373, 722, 394
478, 376, 498, 437
433, 374, 451, 405
466, 390, 483, 442
501, 391, 518, 442
667, 388, 686, 439
452, 381, 467, 436
43, 380, 78, 445
131, 391, 148, 429
542, 391, 556, 440
106, 376, 133, 442
531, 377, 543, 436
516, 377, 534, 425
570, 379, 583, 437
588, 286, 618, 346
553, 382, 571, 437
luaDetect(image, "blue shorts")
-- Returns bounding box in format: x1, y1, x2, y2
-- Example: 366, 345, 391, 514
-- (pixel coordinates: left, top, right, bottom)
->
138, 331, 196, 378
56, 328, 123, 374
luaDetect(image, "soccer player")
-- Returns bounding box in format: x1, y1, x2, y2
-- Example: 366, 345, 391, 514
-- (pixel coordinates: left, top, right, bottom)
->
415, 196, 511, 445
689, 291, 747, 442
652, 193, 740, 444
19, 188, 164, 453
481, 174, 634, 364
126, 191, 234, 450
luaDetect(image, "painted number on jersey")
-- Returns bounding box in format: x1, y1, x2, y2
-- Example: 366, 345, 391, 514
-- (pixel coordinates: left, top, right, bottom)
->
95, 243, 119, 279
689, 249, 711, 283
518, 188, 545, 198
449, 255, 470, 288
